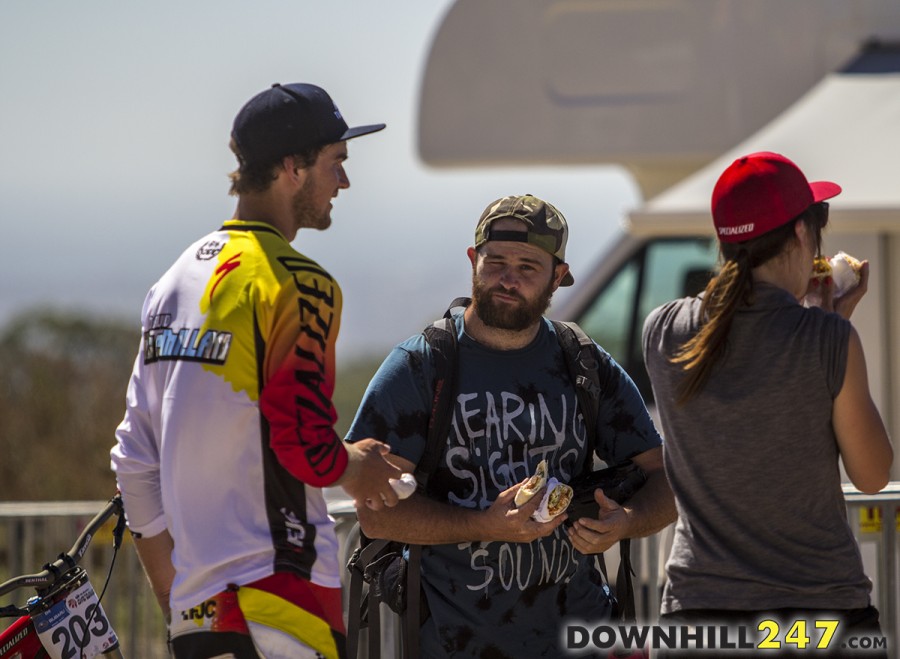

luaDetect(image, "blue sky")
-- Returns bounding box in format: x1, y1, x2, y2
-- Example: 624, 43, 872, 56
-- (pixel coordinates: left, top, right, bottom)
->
0, 1, 638, 359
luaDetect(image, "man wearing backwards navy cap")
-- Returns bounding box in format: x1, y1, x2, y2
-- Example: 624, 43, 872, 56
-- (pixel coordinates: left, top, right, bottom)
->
112, 83, 398, 658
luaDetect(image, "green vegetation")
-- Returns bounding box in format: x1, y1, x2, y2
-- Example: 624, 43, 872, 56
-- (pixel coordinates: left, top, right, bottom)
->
0, 310, 385, 501
333, 356, 384, 438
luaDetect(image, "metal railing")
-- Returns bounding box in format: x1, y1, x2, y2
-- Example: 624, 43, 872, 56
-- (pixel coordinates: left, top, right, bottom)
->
842, 482, 900, 648
2, 484, 897, 656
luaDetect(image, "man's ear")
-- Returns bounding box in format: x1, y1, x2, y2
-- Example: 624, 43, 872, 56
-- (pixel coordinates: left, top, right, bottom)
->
282, 156, 307, 184
466, 246, 477, 268
552, 262, 570, 290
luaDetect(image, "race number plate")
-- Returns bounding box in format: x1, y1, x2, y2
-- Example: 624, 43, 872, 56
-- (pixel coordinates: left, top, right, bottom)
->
33, 579, 119, 658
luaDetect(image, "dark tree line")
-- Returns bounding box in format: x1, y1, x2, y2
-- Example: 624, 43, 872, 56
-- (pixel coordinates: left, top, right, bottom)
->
0, 310, 138, 500
0, 310, 383, 501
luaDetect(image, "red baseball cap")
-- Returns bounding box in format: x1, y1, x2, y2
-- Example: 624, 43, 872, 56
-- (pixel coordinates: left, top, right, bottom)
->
711, 152, 841, 243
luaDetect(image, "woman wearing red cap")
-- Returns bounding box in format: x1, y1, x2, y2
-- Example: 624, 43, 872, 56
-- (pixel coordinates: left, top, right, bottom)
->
642, 152, 892, 657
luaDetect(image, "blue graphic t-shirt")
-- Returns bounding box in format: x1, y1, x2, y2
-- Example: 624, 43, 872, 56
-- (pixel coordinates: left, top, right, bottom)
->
347, 312, 661, 658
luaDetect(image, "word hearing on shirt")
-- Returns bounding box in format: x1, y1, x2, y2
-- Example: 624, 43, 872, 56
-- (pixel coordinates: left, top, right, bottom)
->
443, 388, 588, 594
445, 389, 586, 509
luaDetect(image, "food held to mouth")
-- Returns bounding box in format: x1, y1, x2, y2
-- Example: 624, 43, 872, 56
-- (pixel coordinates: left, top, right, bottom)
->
829, 251, 863, 296
812, 255, 832, 280
810, 251, 863, 298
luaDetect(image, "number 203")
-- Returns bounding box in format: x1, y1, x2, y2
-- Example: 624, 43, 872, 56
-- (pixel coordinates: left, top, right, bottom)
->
49, 604, 110, 659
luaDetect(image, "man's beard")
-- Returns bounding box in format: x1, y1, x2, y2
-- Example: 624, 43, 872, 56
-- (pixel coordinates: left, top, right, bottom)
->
292, 176, 331, 231
471, 274, 554, 331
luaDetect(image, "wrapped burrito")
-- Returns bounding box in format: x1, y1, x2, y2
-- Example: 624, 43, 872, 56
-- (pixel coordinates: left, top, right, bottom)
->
515, 460, 548, 506
516, 460, 572, 521
808, 251, 863, 306
812, 252, 863, 295
829, 251, 863, 297
532, 477, 573, 523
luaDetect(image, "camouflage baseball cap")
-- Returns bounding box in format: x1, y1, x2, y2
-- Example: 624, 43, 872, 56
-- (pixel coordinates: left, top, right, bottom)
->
474, 194, 574, 286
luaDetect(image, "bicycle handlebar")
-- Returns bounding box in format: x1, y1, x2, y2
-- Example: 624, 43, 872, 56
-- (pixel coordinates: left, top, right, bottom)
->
0, 494, 125, 604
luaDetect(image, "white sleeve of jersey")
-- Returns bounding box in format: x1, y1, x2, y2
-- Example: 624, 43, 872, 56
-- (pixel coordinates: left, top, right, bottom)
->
110, 351, 167, 537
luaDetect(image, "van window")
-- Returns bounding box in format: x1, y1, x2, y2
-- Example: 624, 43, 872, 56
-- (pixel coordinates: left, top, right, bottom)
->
577, 259, 638, 363
574, 238, 718, 403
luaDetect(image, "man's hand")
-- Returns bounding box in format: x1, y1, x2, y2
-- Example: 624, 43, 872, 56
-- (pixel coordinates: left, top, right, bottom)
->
567, 489, 629, 554
479, 480, 566, 543
339, 439, 404, 511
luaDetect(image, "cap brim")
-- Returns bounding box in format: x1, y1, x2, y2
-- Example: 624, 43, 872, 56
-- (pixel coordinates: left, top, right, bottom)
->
340, 123, 386, 141
810, 180, 842, 203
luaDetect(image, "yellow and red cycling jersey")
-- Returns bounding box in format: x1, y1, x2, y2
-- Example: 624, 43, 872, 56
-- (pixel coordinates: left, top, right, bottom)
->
111, 219, 348, 640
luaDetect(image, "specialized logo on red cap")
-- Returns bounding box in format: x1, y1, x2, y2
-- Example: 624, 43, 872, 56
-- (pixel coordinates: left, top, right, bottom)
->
717, 223, 755, 238
711, 152, 841, 243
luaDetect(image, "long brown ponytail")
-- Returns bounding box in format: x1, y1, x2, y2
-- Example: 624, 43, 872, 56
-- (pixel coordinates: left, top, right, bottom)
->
671, 203, 828, 404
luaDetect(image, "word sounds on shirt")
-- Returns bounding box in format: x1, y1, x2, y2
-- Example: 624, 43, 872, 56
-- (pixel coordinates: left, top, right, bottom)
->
465, 529, 580, 595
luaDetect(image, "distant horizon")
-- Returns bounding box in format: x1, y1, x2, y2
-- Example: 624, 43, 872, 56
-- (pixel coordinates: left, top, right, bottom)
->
0, 175, 633, 363
0, 1, 640, 361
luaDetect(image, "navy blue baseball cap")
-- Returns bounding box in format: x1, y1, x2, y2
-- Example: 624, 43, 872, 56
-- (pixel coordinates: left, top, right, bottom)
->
231, 83, 385, 165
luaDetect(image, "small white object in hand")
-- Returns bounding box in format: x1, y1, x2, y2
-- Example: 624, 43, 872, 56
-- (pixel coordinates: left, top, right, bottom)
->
829, 252, 862, 297
389, 473, 417, 499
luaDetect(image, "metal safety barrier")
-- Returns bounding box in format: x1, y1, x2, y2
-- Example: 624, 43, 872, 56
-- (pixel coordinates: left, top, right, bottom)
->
842, 482, 900, 648
2, 484, 897, 657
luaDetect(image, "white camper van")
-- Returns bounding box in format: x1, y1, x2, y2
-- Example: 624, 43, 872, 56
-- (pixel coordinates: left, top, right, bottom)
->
418, 3, 900, 462
411, 0, 900, 645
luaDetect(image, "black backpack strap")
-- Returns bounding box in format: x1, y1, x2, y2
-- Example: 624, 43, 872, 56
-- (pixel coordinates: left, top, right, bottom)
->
402, 545, 423, 658
346, 558, 363, 658
550, 320, 602, 475
399, 298, 463, 657
346, 537, 390, 659
595, 544, 638, 629
551, 320, 638, 624
367, 582, 381, 659
347, 298, 471, 659
617, 538, 636, 623
415, 297, 465, 490
347, 300, 463, 659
